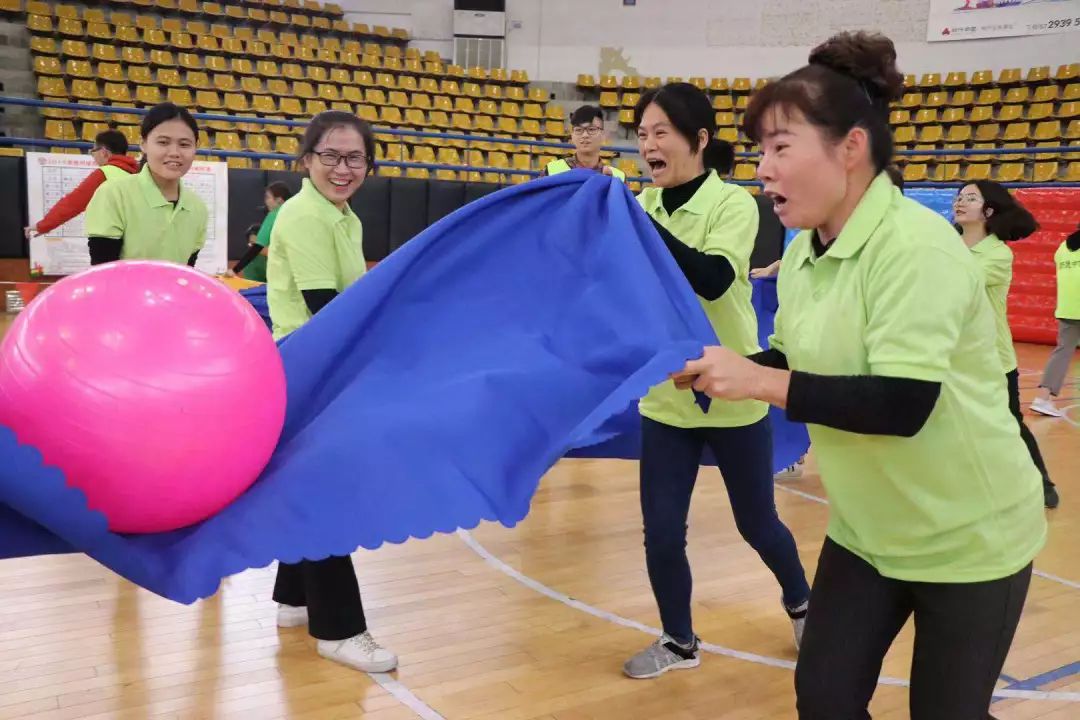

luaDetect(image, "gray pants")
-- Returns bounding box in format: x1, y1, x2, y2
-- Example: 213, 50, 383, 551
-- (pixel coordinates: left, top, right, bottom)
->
1040, 318, 1080, 395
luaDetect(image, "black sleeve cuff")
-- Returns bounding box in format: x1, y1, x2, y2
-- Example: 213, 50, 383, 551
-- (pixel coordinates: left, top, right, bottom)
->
87, 236, 122, 265
787, 372, 942, 437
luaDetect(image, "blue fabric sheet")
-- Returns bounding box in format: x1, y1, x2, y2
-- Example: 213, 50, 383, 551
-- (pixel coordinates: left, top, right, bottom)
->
0, 171, 809, 603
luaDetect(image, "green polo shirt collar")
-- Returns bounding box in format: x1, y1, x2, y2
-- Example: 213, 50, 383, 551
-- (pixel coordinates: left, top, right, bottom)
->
136, 163, 196, 216
795, 171, 896, 267
298, 178, 357, 224
970, 233, 1001, 254
640, 170, 722, 217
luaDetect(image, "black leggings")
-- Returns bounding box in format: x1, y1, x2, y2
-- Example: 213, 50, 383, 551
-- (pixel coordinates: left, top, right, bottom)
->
795, 538, 1031, 720
1005, 369, 1054, 489
272, 556, 367, 641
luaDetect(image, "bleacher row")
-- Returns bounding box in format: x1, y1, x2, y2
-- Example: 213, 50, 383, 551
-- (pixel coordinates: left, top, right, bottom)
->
580, 65, 1080, 183
14, 1, 587, 181
3, 0, 406, 38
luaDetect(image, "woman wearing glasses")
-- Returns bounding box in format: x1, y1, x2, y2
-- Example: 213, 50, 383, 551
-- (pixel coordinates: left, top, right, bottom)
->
953, 180, 1059, 508
266, 111, 398, 672
542, 105, 626, 180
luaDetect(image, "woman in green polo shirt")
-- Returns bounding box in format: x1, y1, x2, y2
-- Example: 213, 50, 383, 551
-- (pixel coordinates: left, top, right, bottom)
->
953, 180, 1058, 509
228, 181, 293, 282
265, 111, 397, 675
621, 82, 810, 681
84, 102, 207, 266
672, 32, 1045, 719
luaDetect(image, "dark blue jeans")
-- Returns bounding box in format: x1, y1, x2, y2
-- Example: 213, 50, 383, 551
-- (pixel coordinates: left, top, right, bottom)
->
640, 416, 810, 643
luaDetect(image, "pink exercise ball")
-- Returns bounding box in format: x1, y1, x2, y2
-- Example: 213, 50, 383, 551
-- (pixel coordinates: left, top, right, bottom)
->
0, 261, 286, 533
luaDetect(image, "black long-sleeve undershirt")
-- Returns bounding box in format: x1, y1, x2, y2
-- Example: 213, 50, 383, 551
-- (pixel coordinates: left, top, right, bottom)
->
87, 236, 198, 267
231, 243, 263, 275
302, 288, 338, 315
650, 172, 735, 301
747, 349, 941, 437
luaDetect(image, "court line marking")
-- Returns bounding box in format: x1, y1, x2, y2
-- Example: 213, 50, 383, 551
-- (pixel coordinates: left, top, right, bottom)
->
368, 672, 447, 720
772, 483, 1080, 591
456, 529, 1080, 702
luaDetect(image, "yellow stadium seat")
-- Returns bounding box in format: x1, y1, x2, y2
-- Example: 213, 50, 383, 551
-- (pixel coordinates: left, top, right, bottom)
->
1032, 85, 1059, 104
893, 126, 916, 145
708, 78, 730, 94
188, 71, 211, 89
1002, 122, 1031, 142
33, 55, 61, 75
241, 76, 265, 95
135, 84, 163, 105
996, 163, 1025, 182
732, 78, 751, 93
501, 100, 521, 117
196, 90, 222, 111
968, 105, 994, 124
944, 71, 966, 88
528, 87, 550, 103
484, 84, 503, 100
600, 92, 619, 109
945, 124, 972, 143
998, 68, 1022, 85
30, 36, 58, 55
924, 92, 947, 108
902, 163, 928, 182
1003, 87, 1029, 105
1031, 162, 1057, 182
65, 59, 93, 79
1027, 103, 1053, 122
912, 109, 937, 125
963, 163, 991, 181
1026, 66, 1050, 84
975, 88, 1001, 106
733, 164, 757, 181
36, 76, 66, 98
251, 95, 277, 115
931, 163, 960, 182
713, 95, 734, 111
716, 127, 738, 144
433, 95, 454, 112
103, 82, 131, 103
1065, 162, 1080, 181
973, 123, 1000, 142
889, 109, 911, 126
57, 18, 83, 38
546, 104, 564, 121
224, 93, 249, 113
71, 79, 99, 101
279, 97, 304, 117
715, 111, 735, 128
917, 125, 943, 144
45, 119, 77, 141
918, 73, 941, 89
1055, 63, 1079, 82
167, 88, 193, 106
939, 108, 965, 125
520, 119, 542, 136
689, 77, 707, 91
949, 90, 974, 107
899, 92, 922, 109
60, 39, 88, 59
545, 120, 565, 137
1059, 101, 1080, 119
969, 69, 992, 87
968, 142, 996, 162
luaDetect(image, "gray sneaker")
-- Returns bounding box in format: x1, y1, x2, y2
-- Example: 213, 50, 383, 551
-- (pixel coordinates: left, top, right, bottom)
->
623, 634, 700, 679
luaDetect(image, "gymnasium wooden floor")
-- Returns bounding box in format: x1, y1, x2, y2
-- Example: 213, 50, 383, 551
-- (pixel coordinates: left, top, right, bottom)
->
0, 317, 1076, 719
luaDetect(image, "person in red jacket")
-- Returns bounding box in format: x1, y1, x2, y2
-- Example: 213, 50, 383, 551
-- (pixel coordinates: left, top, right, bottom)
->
24, 128, 138, 239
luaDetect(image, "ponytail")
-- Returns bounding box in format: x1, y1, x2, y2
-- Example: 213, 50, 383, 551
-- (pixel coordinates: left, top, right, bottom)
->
1066, 224, 1080, 252
703, 138, 734, 176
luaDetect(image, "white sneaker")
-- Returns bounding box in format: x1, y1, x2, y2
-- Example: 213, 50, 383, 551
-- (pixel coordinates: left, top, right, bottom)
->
1031, 397, 1063, 417
785, 599, 808, 652
276, 604, 309, 628
317, 631, 398, 672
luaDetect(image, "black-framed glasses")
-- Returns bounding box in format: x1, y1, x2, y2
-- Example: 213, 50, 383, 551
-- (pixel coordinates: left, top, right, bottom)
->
312, 150, 370, 169
571, 126, 603, 137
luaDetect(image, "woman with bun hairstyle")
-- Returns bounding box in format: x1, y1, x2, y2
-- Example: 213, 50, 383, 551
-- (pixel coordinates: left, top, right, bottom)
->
954, 180, 1058, 509
621, 83, 810, 680
670, 33, 1044, 718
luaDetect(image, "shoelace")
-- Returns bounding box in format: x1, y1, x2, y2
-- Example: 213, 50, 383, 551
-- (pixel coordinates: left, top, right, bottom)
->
352, 632, 382, 654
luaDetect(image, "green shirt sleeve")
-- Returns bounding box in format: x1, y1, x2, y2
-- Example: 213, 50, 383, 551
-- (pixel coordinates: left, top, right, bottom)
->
700, 189, 759, 276
275, 211, 338, 291
83, 180, 125, 239
255, 208, 277, 248
977, 245, 1012, 289
864, 245, 976, 382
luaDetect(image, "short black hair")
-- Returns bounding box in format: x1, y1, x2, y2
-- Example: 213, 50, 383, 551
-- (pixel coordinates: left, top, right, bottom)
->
570, 105, 604, 127
94, 129, 128, 155
296, 111, 376, 176
140, 102, 198, 141
265, 181, 293, 203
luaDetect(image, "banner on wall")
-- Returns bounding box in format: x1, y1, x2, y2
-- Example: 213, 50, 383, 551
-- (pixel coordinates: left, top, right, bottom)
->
25, 152, 230, 277
927, 0, 1080, 41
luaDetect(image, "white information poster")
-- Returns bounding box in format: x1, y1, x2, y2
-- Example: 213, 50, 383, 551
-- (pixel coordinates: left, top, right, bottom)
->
25, 152, 230, 276
927, 0, 1080, 41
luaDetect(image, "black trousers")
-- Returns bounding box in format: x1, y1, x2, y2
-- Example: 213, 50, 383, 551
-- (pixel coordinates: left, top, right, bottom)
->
1005, 369, 1054, 489
272, 556, 367, 641
795, 538, 1031, 720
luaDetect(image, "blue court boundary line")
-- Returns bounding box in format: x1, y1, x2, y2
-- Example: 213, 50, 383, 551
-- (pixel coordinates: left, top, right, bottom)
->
994, 662, 1080, 703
